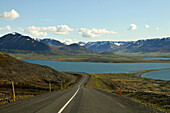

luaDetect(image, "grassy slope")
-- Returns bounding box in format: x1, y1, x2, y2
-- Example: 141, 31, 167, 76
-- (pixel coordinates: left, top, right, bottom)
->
87, 72, 170, 112
0, 52, 82, 105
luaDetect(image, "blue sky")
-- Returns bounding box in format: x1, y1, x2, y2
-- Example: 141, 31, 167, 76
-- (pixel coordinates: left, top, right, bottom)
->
0, 0, 170, 44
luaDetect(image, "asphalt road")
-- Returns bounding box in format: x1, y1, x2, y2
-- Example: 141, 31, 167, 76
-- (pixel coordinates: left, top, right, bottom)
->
0, 74, 163, 113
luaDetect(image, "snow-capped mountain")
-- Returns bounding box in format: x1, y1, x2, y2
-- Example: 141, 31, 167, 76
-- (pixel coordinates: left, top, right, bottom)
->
124, 38, 170, 52
1, 32, 169, 53
78, 38, 170, 53
78, 41, 133, 52
0, 32, 94, 55
0, 32, 50, 51
82, 41, 119, 52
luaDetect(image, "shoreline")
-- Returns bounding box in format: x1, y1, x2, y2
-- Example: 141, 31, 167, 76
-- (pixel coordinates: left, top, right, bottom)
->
21, 58, 170, 63
131, 68, 170, 80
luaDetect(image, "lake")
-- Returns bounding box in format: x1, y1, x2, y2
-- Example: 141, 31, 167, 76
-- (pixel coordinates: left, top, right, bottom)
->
142, 70, 170, 81
24, 60, 170, 81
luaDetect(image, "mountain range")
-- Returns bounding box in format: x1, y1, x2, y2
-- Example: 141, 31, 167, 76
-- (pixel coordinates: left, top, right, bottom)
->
78, 38, 170, 53
0, 32, 93, 55
0, 32, 170, 54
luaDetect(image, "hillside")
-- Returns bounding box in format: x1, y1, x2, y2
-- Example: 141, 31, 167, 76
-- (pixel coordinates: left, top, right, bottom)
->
0, 52, 83, 104
40, 38, 65, 46
0, 52, 77, 84
59, 43, 94, 54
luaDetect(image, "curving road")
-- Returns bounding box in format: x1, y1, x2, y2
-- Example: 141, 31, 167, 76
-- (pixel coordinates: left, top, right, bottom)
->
0, 74, 162, 113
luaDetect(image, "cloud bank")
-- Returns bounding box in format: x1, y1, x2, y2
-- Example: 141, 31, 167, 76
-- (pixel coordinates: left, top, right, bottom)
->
78, 28, 117, 38
23, 28, 48, 37
54, 25, 73, 35
0, 25, 11, 31
0, 9, 20, 20
23, 25, 73, 36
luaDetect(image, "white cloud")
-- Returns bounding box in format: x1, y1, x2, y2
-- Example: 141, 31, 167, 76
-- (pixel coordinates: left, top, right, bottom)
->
128, 24, 137, 30
156, 27, 159, 30
54, 25, 73, 35
145, 25, 150, 29
23, 25, 73, 37
60, 39, 78, 45
78, 28, 117, 38
23, 28, 48, 37
0, 25, 11, 31
0, 9, 20, 20
28, 26, 57, 31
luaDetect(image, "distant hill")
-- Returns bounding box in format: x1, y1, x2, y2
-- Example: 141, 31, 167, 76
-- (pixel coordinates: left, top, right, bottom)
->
0, 52, 75, 85
40, 39, 94, 54
59, 43, 94, 54
40, 38, 65, 46
78, 38, 170, 53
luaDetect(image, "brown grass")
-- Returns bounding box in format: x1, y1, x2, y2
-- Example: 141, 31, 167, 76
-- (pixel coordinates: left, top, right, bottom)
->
87, 73, 170, 111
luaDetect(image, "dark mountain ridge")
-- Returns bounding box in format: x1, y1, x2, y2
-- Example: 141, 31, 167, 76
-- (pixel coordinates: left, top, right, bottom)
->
0, 33, 94, 55
79, 38, 170, 53
0, 32, 50, 51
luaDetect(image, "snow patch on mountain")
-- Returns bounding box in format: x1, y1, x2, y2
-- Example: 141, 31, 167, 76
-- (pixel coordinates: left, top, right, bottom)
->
114, 42, 121, 46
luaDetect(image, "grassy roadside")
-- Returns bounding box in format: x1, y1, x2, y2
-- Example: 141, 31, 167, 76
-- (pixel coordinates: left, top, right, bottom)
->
86, 70, 170, 112
0, 72, 82, 105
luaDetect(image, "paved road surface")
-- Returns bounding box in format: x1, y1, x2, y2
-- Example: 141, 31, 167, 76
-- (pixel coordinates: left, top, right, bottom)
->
0, 74, 162, 113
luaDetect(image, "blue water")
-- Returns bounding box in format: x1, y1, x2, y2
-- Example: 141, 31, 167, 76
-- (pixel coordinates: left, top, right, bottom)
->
142, 70, 170, 81
24, 60, 170, 74
145, 58, 170, 60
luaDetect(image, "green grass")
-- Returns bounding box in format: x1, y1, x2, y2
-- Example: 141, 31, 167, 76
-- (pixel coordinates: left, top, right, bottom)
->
116, 52, 170, 58
5, 52, 170, 64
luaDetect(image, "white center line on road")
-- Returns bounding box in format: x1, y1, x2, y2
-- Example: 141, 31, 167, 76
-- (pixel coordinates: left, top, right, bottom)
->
58, 75, 87, 113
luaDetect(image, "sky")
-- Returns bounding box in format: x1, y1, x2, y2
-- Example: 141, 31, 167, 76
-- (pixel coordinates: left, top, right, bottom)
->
0, 0, 170, 44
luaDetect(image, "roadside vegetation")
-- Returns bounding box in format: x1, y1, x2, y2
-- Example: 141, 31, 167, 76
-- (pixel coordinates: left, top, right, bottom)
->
0, 52, 82, 105
0, 72, 82, 105
87, 71, 170, 112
